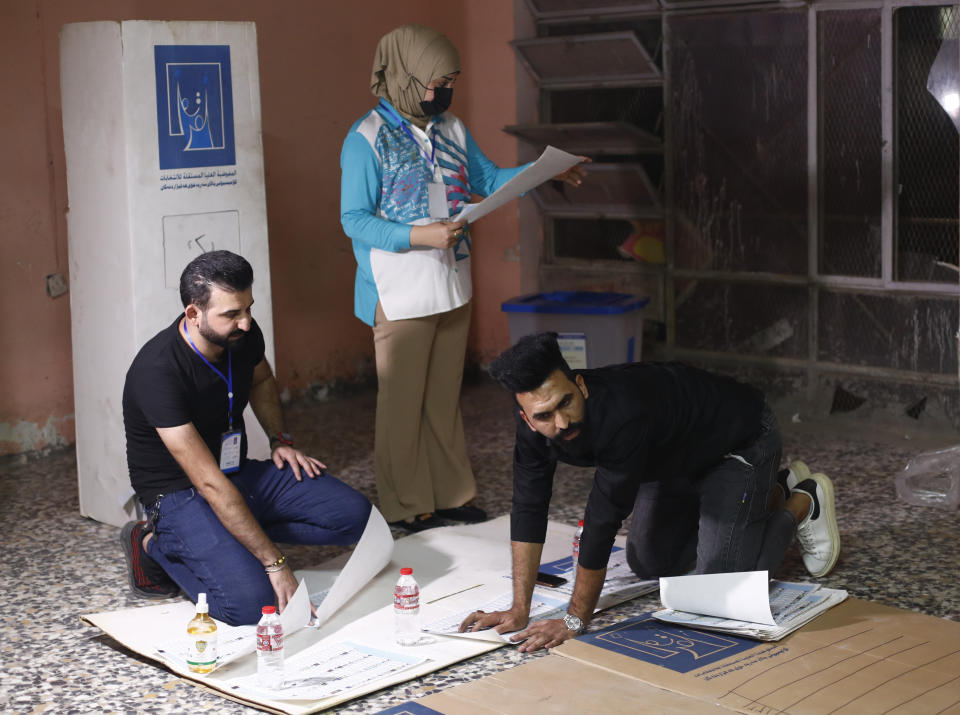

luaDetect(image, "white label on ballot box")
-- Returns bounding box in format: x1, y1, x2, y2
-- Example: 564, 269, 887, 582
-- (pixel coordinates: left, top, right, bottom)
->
558, 333, 587, 370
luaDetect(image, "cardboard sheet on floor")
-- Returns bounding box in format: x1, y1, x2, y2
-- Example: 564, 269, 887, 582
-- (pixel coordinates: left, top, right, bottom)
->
394, 654, 712, 714
82, 516, 645, 714
549, 597, 960, 714
387, 598, 960, 715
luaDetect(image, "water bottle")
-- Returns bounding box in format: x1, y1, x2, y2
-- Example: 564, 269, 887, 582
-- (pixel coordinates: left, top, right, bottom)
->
394, 567, 421, 646
572, 519, 584, 584
186, 592, 217, 674
256, 605, 284, 689
895, 446, 960, 510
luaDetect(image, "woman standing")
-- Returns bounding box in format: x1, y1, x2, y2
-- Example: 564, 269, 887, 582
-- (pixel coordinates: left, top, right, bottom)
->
340, 24, 584, 531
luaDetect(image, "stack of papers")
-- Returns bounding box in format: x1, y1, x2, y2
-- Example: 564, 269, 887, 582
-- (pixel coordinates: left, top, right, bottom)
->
653, 571, 847, 641
526, 547, 660, 605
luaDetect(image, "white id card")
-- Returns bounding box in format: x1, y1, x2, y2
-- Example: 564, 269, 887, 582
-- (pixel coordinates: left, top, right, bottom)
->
428, 181, 449, 219
219, 430, 242, 473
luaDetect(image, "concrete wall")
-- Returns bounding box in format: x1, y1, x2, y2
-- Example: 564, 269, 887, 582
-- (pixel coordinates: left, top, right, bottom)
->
0, 0, 521, 456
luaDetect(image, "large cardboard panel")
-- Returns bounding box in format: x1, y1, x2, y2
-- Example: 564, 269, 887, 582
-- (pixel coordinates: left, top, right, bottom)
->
553, 598, 960, 714
412, 655, 718, 714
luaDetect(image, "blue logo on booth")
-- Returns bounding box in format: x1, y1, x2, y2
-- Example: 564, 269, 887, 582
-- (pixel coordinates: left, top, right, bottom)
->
578, 614, 757, 674
154, 45, 235, 169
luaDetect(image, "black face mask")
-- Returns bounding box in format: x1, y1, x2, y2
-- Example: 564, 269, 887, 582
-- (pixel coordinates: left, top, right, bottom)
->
420, 86, 453, 116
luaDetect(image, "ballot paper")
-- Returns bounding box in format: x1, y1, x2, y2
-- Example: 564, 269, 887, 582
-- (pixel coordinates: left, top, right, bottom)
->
426, 549, 658, 644
653, 571, 848, 641
421, 589, 568, 643
453, 145, 582, 224
225, 641, 426, 700
534, 548, 659, 603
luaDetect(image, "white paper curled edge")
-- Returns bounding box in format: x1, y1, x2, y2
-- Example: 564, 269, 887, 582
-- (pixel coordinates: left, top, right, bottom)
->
659, 570, 776, 626
311, 505, 394, 628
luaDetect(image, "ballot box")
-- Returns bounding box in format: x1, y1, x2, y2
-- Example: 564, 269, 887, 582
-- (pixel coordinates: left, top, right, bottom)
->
501, 291, 648, 369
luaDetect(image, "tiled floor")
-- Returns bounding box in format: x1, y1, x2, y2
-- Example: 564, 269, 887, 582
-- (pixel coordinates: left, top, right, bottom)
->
1, 377, 958, 713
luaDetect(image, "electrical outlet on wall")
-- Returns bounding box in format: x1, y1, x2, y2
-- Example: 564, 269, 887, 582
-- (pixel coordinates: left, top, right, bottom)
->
46, 272, 68, 298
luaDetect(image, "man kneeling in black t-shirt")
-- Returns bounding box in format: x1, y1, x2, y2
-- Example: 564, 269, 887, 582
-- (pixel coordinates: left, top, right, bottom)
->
121, 250, 371, 626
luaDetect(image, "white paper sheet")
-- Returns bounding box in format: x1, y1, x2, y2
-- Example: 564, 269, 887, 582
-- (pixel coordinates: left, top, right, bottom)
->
660, 570, 776, 625
453, 145, 582, 224
155, 620, 255, 672
225, 640, 426, 700
311, 506, 393, 627
422, 589, 568, 644
282, 578, 313, 633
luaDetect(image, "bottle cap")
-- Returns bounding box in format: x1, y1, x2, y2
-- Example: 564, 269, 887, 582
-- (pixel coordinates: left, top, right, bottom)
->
262, 605, 276, 614
578, 519, 584, 526
400, 567, 413, 575
196, 593, 209, 613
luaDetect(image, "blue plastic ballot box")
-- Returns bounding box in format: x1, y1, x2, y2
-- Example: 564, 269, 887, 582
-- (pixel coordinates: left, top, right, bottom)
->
501, 291, 649, 369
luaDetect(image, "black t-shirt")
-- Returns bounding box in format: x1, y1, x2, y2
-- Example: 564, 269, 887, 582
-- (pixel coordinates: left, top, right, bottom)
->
122, 315, 266, 504
509, 362, 766, 570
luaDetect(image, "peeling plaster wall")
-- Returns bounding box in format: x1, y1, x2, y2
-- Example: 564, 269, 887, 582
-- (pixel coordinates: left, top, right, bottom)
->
0, 415, 75, 455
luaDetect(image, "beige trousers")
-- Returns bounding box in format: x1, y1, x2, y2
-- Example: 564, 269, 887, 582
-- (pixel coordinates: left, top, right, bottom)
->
372, 301, 476, 522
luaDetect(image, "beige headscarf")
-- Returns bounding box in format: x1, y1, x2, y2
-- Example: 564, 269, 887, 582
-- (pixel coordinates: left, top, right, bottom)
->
370, 24, 460, 129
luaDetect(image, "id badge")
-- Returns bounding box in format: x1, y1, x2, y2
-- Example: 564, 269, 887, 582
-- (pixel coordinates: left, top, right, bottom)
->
427, 181, 449, 219
219, 430, 242, 473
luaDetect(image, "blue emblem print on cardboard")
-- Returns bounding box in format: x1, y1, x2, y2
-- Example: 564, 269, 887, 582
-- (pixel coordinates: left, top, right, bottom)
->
578, 614, 757, 674
154, 45, 235, 170
374, 703, 443, 715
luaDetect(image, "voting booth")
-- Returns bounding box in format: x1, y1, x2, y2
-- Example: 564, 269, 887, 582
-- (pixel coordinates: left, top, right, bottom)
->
60, 21, 274, 527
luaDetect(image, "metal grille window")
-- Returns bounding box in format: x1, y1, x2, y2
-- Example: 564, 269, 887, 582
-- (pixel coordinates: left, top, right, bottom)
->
512, 0, 958, 410
670, 11, 809, 276
894, 5, 960, 283
818, 10, 883, 278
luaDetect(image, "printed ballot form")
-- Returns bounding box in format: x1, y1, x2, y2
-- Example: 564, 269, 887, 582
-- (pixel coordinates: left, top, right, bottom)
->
454, 146, 582, 224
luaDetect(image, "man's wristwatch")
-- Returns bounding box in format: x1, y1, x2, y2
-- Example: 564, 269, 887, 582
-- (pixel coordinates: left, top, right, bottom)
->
562, 613, 584, 634
270, 432, 294, 449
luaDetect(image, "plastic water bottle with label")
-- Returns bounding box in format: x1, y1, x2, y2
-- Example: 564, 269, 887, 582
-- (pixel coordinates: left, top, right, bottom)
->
895, 445, 960, 510
571, 519, 584, 585
394, 567, 421, 645
256, 605, 284, 689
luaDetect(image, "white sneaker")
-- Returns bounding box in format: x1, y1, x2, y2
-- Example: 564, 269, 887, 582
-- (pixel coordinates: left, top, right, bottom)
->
788, 460, 811, 490
793, 473, 840, 578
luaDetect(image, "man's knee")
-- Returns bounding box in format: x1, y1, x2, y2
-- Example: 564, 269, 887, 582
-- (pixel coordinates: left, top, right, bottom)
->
627, 539, 667, 579
209, 579, 275, 626
339, 491, 372, 542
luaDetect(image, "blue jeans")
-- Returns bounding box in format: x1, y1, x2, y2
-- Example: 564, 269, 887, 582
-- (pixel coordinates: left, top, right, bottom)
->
627, 406, 793, 578
145, 460, 371, 625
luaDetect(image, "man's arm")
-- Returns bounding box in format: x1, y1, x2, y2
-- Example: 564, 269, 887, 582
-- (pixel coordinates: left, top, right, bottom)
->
155, 422, 301, 612
248, 358, 323, 479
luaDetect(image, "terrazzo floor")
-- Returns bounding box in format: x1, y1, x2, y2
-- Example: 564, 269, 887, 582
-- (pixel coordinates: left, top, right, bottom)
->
1, 376, 958, 714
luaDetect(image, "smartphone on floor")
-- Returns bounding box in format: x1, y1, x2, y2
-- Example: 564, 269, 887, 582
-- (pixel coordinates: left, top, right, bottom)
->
536, 571, 567, 588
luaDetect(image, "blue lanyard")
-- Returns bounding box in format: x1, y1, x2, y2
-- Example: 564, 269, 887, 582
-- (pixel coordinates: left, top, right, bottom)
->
380, 102, 437, 171
181, 320, 234, 430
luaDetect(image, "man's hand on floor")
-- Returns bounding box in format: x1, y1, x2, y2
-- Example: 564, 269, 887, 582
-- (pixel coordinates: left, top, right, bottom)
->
511, 617, 576, 653
458, 607, 528, 635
